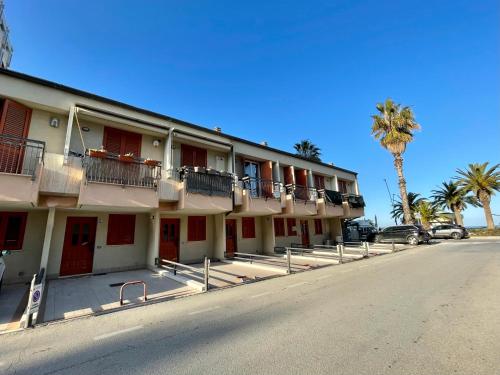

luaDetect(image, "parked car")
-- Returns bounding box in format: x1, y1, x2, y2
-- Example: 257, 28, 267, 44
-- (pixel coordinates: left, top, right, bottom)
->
374, 225, 430, 245
429, 224, 469, 240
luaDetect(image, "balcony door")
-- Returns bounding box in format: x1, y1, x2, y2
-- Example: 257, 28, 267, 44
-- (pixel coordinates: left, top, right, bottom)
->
159, 218, 180, 261
0, 99, 32, 174
60, 217, 97, 276
243, 161, 260, 198
225, 219, 237, 257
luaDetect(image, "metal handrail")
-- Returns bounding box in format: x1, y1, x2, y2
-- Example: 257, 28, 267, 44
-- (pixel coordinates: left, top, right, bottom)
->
119, 281, 147, 305
0, 134, 45, 180
179, 166, 234, 197
159, 257, 210, 291
241, 177, 281, 200
83, 149, 161, 189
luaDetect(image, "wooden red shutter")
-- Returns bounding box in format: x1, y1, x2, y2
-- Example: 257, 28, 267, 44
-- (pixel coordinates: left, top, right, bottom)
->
314, 219, 323, 235
287, 218, 297, 236
0, 99, 32, 138
296, 169, 307, 187
0, 212, 28, 250
274, 218, 285, 237
242, 217, 255, 238
103, 127, 142, 157
314, 175, 325, 190
284, 166, 294, 185
188, 216, 206, 241
260, 161, 273, 198
107, 214, 136, 245
181, 144, 194, 167
181, 144, 207, 168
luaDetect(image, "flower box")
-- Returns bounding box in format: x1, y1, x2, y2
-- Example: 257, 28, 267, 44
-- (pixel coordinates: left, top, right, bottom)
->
144, 159, 160, 167
89, 149, 108, 159
118, 154, 135, 163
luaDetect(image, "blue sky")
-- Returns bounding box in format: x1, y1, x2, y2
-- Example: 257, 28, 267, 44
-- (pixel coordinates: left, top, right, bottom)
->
5, 0, 500, 226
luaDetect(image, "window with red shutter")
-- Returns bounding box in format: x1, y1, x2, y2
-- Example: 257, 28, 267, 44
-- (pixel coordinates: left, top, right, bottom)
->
0, 99, 32, 138
181, 144, 207, 168
287, 218, 297, 236
338, 180, 348, 194
107, 214, 136, 245
314, 219, 323, 235
188, 216, 206, 241
274, 218, 285, 237
0, 212, 28, 250
242, 217, 256, 239
103, 127, 142, 157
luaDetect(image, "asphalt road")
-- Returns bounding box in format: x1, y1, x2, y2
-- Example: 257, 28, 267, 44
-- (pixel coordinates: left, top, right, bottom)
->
1, 239, 499, 375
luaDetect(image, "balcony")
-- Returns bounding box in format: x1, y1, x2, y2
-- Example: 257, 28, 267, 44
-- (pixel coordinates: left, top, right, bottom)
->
174, 167, 234, 213
77, 150, 161, 210
233, 177, 283, 216
282, 184, 317, 216
316, 189, 344, 217
342, 193, 365, 218
0, 135, 45, 206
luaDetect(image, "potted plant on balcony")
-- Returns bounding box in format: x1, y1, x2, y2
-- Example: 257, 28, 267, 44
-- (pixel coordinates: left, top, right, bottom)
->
88, 147, 108, 159
144, 158, 160, 167
118, 153, 135, 163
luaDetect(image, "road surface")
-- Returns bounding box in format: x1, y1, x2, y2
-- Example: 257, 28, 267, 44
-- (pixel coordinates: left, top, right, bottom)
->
1, 239, 499, 375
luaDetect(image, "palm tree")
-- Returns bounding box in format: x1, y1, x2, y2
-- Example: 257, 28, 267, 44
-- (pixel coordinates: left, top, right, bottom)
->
294, 140, 321, 162
456, 162, 500, 230
431, 181, 480, 226
391, 192, 424, 224
415, 200, 443, 230
372, 99, 421, 224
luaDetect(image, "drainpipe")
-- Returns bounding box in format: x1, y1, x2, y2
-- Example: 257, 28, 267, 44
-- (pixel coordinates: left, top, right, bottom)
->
164, 127, 174, 178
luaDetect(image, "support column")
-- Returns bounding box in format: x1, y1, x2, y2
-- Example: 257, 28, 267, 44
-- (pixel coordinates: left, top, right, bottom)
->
147, 209, 160, 270
63, 106, 76, 165
354, 178, 360, 195
164, 128, 174, 178
261, 216, 276, 255
228, 147, 235, 174
333, 175, 339, 191
307, 169, 314, 188
213, 213, 226, 260
39, 207, 56, 273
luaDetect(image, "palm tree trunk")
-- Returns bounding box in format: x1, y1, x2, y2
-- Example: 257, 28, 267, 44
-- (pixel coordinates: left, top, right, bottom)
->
393, 154, 413, 224
479, 192, 495, 230
453, 206, 464, 226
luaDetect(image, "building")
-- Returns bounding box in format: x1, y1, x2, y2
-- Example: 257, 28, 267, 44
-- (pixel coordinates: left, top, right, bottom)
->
0, 1, 13, 69
0, 68, 365, 284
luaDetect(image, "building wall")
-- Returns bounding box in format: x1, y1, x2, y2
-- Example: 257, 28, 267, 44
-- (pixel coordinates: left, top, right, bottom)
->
46, 211, 149, 278
27, 109, 68, 154
2, 210, 47, 284
234, 216, 263, 254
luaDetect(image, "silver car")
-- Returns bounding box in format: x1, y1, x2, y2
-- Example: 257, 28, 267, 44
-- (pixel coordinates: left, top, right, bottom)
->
429, 225, 469, 240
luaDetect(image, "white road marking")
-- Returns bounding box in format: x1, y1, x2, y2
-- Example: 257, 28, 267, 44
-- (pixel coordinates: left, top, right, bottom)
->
287, 282, 308, 288
93, 325, 143, 341
188, 306, 221, 315
250, 291, 272, 299
316, 275, 331, 280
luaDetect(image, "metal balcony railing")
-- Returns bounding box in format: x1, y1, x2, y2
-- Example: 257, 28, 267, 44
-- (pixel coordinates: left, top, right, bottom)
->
342, 193, 365, 208
285, 184, 317, 202
83, 151, 161, 189
0, 134, 45, 180
241, 177, 281, 199
179, 166, 233, 197
318, 189, 344, 205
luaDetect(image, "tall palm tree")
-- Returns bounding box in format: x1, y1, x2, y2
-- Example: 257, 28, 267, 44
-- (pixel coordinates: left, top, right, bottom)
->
294, 140, 321, 162
456, 162, 500, 230
431, 181, 480, 226
372, 99, 421, 224
391, 192, 424, 224
415, 200, 443, 230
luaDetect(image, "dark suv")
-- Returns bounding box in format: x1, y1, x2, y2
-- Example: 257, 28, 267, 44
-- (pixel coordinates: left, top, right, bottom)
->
374, 225, 430, 245
429, 224, 469, 240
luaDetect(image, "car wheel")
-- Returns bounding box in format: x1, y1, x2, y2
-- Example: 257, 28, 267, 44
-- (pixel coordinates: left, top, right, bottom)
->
451, 232, 461, 240
407, 235, 419, 246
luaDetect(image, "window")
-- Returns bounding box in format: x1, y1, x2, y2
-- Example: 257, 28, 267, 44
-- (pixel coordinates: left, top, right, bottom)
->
274, 218, 285, 237
287, 218, 297, 236
107, 214, 136, 245
242, 217, 256, 238
314, 219, 323, 235
188, 216, 206, 241
103, 126, 142, 157
181, 144, 207, 168
338, 180, 348, 194
0, 212, 28, 250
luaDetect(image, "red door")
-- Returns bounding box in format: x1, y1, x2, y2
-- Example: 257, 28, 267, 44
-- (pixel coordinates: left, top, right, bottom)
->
159, 218, 180, 261
0, 99, 32, 174
60, 217, 97, 276
300, 220, 310, 247
225, 219, 237, 257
